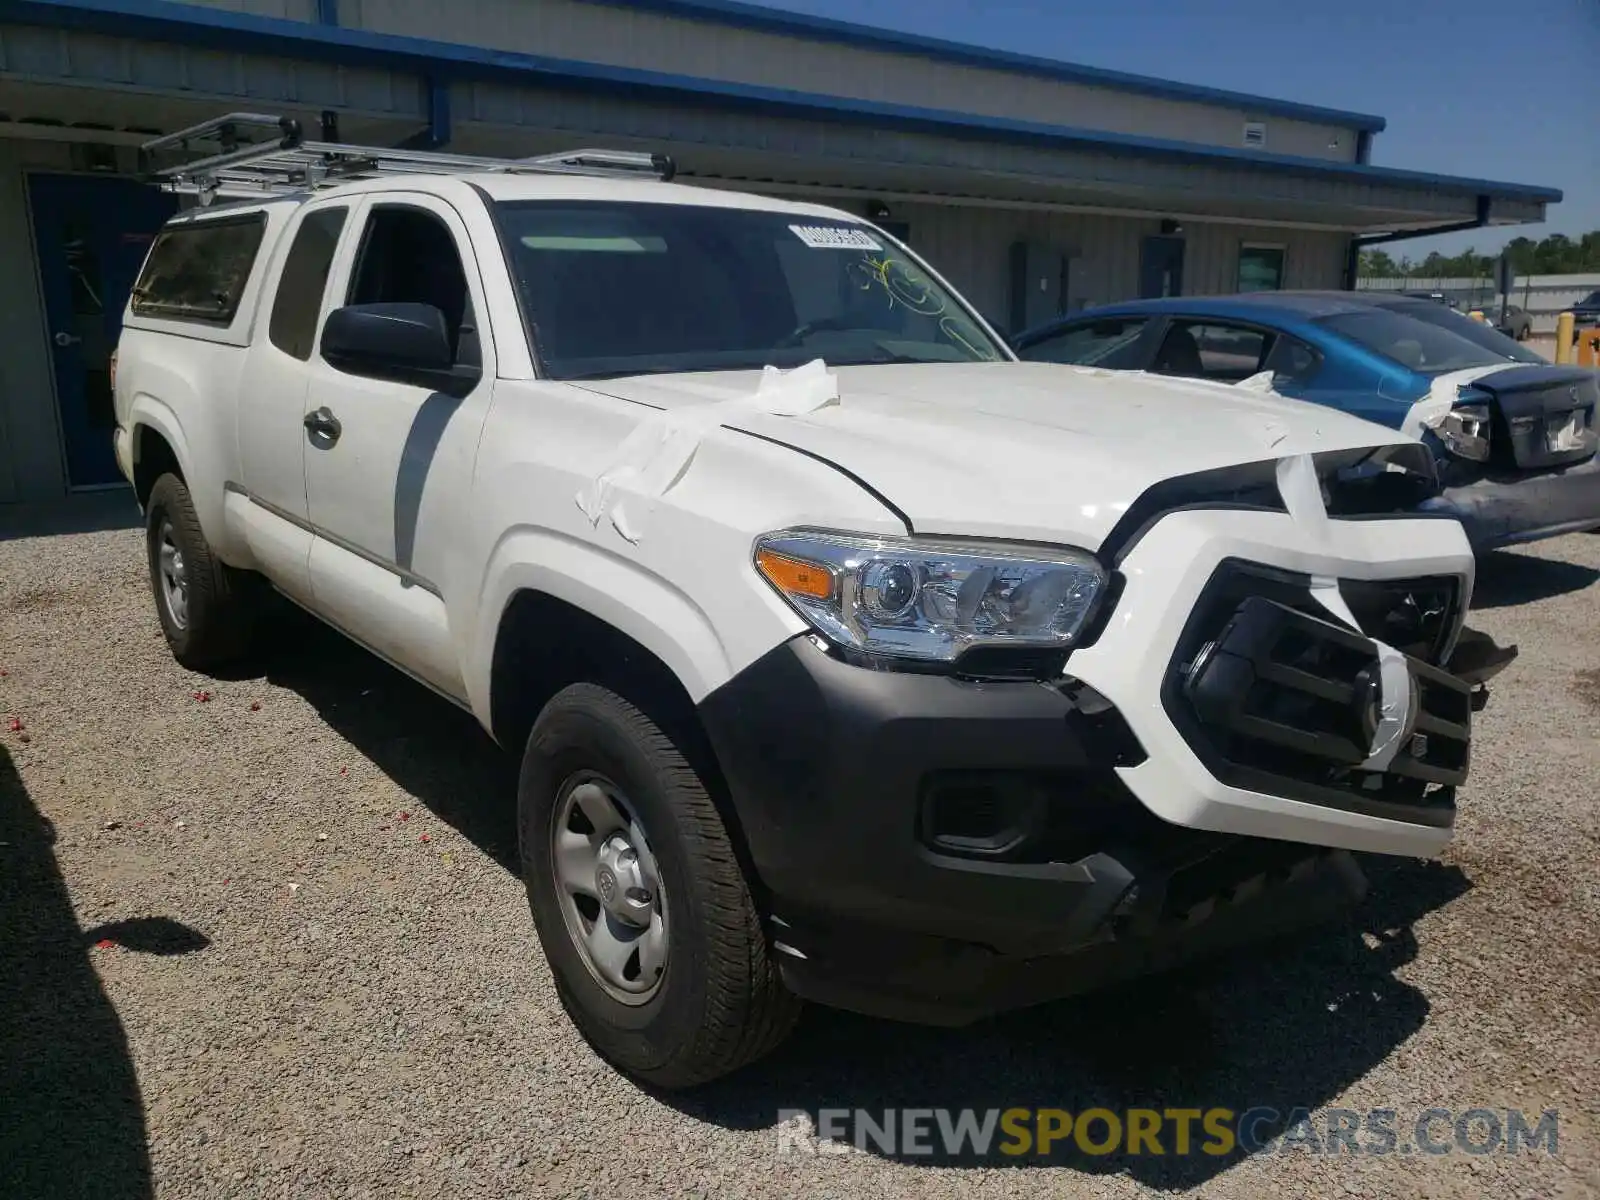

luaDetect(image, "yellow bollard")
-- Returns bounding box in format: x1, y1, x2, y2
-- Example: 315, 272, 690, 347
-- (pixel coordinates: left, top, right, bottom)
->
1468, 310, 1485, 322
1555, 312, 1575, 363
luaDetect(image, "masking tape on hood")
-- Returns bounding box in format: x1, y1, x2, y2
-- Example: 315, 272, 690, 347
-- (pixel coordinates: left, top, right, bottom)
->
1276, 453, 1415, 770
1235, 369, 1278, 394
575, 359, 841, 544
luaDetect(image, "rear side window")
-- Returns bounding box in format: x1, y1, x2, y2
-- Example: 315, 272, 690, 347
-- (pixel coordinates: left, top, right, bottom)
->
1174, 322, 1275, 382
1319, 308, 1541, 374
1262, 333, 1322, 383
269, 207, 348, 360
131, 212, 267, 325
1022, 317, 1148, 367
1152, 320, 1278, 381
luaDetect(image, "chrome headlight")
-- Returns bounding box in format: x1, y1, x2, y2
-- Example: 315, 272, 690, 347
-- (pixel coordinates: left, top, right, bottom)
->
754, 530, 1107, 666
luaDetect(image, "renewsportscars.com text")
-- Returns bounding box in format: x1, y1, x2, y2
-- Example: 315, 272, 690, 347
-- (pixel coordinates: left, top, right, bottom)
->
775, 1106, 1560, 1159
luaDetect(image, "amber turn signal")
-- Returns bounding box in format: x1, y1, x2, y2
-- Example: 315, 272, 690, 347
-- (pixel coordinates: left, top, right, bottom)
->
755, 547, 834, 600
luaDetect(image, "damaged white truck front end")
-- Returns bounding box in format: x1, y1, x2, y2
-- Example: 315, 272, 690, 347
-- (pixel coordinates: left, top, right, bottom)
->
553, 360, 1514, 1027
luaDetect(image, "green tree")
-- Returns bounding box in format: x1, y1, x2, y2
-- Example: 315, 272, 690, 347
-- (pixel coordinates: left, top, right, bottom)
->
1359, 248, 1398, 276
1356, 230, 1600, 278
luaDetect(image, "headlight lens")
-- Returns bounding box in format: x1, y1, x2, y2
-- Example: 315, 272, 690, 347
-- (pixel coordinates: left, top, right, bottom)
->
754, 530, 1107, 665
1436, 402, 1491, 462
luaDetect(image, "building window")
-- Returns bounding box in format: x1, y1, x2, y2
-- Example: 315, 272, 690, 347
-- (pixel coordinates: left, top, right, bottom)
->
1237, 244, 1285, 293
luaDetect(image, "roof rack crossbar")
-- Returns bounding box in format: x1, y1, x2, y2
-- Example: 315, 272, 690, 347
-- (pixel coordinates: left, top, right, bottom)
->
140, 112, 676, 203
139, 112, 302, 158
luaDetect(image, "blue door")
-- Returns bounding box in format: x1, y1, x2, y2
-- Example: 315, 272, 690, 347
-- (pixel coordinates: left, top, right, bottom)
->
1139, 235, 1186, 299
29, 174, 178, 488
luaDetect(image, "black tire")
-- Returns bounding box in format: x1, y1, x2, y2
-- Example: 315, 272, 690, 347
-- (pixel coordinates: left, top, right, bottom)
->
518, 683, 799, 1088
144, 473, 260, 671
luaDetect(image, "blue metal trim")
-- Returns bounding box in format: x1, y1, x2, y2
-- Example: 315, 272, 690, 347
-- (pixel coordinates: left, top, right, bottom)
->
393, 76, 451, 150
314, 0, 336, 25
428, 76, 450, 148
589, 0, 1390, 134
0, 0, 1563, 205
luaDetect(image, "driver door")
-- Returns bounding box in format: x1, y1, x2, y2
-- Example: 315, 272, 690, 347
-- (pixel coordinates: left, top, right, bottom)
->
301, 192, 496, 698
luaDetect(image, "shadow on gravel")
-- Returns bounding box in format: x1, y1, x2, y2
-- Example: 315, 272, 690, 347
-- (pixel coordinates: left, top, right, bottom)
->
0, 490, 142, 542
1470, 550, 1599, 609
0, 744, 206, 1200
666, 855, 1472, 1188
83, 916, 212, 956
241, 614, 1474, 1189
255, 610, 520, 872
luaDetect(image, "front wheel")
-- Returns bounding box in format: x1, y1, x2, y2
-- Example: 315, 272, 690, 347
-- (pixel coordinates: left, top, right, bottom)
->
518, 684, 799, 1088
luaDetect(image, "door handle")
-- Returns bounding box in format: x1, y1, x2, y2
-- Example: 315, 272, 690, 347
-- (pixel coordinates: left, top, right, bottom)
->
303, 406, 342, 444
53, 331, 82, 347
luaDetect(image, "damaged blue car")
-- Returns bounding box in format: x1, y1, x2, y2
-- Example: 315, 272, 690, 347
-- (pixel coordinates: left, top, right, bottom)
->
1013, 291, 1600, 549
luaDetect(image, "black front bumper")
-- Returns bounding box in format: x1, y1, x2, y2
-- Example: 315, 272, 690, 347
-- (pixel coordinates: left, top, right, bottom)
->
698, 635, 1384, 1023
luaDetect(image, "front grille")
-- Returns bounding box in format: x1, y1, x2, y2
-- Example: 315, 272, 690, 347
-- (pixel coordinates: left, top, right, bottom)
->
1162, 560, 1471, 827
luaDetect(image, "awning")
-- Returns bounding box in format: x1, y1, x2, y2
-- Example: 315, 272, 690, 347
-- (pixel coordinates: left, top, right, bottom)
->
0, 0, 1561, 237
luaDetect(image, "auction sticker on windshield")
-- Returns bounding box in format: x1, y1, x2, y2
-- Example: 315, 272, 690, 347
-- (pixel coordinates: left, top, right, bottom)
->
790, 224, 884, 251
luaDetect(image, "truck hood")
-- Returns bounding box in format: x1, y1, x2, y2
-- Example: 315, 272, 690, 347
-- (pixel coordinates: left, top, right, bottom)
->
573, 361, 1419, 548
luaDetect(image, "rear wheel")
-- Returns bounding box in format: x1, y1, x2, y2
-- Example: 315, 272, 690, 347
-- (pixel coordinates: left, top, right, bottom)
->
144, 473, 260, 670
518, 683, 799, 1088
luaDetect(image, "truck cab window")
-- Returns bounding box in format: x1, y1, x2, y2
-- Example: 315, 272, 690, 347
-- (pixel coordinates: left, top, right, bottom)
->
346, 206, 471, 357
269, 207, 348, 360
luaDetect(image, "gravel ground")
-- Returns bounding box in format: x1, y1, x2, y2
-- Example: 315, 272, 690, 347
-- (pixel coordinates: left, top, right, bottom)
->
1, 520, 1597, 1199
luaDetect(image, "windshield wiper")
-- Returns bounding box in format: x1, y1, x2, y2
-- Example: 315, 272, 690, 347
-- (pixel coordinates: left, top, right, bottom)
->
558, 351, 966, 380
558, 365, 686, 381
846, 351, 971, 367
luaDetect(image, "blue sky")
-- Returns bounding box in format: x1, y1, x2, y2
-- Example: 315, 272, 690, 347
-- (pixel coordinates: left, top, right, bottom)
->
745, 0, 1600, 259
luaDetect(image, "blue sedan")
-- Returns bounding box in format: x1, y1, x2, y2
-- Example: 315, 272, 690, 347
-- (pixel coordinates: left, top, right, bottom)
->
1012, 291, 1600, 549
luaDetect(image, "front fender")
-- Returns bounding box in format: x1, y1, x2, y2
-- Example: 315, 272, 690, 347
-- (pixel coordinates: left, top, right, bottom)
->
462, 526, 769, 728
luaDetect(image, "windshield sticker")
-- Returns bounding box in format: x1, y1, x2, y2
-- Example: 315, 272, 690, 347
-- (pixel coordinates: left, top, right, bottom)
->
789, 224, 884, 251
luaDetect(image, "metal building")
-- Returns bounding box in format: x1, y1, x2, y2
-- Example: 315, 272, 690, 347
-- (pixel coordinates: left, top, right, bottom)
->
0, 0, 1562, 504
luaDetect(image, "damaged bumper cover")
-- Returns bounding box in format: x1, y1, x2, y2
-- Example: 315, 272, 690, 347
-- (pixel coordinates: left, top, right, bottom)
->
697, 633, 1380, 1024
697, 502, 1513, 1023
1421, 455, 1600, 549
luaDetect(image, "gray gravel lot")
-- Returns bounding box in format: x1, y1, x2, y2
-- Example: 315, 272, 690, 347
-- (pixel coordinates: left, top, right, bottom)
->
1, 518, 1598, 1199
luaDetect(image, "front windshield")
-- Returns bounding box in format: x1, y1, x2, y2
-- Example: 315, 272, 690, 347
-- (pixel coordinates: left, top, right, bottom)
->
1319, 306, 1543, 375
494, 200, 1006, 379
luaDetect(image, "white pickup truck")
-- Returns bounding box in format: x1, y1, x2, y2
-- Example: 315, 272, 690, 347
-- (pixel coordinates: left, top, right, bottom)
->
113, 115, 1511, 1087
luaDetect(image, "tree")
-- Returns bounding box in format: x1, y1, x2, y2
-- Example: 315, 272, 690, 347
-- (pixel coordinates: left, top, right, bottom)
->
1355, 229, 1600, 278
1359, 248, 1397, 276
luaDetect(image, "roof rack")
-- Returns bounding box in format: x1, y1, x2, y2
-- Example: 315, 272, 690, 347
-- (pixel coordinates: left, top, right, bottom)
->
139, 112, 676, 205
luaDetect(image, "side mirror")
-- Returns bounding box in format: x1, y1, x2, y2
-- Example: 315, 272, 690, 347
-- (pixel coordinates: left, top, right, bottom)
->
321, 302, 477, 395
